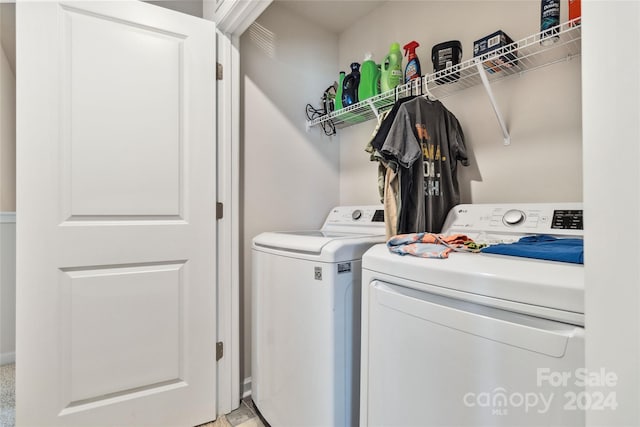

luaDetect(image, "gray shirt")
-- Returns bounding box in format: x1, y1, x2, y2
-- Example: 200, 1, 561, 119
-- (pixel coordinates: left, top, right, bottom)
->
380, 98, 469, 233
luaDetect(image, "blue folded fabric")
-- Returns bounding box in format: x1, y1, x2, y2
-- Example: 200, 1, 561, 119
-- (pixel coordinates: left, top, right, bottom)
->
481, 235, 584, 264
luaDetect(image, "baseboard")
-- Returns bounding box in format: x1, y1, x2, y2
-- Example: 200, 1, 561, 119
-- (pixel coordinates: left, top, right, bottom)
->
0, 351, 15, 365
242, 376, 251, 399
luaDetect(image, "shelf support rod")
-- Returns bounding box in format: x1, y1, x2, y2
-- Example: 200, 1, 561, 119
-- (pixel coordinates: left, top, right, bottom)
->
366, 99, 381, 122
475, 61, 511, 146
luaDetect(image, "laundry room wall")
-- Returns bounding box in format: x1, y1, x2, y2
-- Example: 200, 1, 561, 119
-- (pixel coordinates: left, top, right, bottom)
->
0, 3, 16, 365
583, 2, 640, 425
146, 0, 203, 18
240, 2, 340, 380
1, 3, 16, 212
337, 0, 583, 206
0, 213, 16, 365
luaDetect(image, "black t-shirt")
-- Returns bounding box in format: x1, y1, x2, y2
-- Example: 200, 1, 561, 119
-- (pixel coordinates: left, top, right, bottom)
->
380, 97, 469, 233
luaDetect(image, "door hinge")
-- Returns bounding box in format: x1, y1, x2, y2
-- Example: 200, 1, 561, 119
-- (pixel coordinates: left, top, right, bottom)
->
216, 341, 223, 361
216, 62, 223, 80
216, 202, 223, 220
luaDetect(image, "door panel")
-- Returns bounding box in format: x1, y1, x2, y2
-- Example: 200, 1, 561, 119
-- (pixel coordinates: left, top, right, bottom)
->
16, 2, 217, 426
63, 4, 183, 218
61, 262, 184, 404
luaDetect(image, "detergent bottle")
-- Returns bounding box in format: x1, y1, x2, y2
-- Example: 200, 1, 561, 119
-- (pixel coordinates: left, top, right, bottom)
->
358, 53, 381, 101
341, 62, 361, 107
540, 0, 560, 45
380, 42, 403, 93
403, 41, 422, 83
334, 71, 345, 110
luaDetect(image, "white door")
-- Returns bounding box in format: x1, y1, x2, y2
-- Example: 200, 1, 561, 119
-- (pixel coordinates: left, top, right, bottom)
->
16, 1, 217, 426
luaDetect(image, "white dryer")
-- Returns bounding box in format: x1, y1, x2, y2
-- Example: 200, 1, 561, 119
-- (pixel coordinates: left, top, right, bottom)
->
360, 203, 586, 427
252, 206, 385, 427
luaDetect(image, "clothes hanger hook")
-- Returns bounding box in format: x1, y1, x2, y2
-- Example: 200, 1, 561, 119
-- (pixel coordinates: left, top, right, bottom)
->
424, 78, 436, 101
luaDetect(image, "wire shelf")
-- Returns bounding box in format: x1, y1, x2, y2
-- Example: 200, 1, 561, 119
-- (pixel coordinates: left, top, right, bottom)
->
307, 19, 582, 131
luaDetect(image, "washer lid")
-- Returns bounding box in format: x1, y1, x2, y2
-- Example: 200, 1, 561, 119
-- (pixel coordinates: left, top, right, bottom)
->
362, 244, 584, 316
253, 230, 382, 255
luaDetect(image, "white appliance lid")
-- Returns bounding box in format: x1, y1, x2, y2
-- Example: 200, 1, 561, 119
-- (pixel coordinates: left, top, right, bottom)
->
253, 230, 382, 254
252, 205, 385, 256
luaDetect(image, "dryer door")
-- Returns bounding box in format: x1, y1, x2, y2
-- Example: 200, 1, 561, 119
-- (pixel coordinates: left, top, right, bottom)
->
361, 280, 586, 427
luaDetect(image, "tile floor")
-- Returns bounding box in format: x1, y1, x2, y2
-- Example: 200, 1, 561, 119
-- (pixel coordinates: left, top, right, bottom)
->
0, 363, 264, 427
200, 398, 266, 427
0, 364, 15, 427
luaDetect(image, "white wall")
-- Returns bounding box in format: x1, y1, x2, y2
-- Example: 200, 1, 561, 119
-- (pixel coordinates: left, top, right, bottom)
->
0, 3, 16, 366
240, 2, 340, 379
0, 2, 15, 75
0, 215, 16, 364
0, 4, 16, 212
337, 0, 582, 205
146, 0, 203, 17
583, 2, 640, 425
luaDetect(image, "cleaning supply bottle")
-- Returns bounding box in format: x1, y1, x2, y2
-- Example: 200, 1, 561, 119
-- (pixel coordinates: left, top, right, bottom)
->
358, 53, 381, 101
342, 62, 361, 107
540, 0, 560, 45
380, 42, 403, 93
403, 41, 422, 83
335, 71, 345, 110
568, 0, 581, 25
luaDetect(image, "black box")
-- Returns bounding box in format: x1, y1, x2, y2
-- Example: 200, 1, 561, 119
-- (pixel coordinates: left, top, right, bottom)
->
473, 30, 518, 74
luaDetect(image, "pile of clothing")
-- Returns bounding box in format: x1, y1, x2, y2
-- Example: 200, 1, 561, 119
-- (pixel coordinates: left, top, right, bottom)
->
387, 232, 484, 259
387, 232, 584, 264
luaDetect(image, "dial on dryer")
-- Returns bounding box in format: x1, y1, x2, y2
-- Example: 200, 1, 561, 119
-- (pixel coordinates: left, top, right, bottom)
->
502, 209, 525, 226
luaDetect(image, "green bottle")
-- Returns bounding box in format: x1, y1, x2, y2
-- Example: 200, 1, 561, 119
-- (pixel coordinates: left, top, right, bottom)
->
358, 53, 381, 101
380, 42, 403, 93
335, 71, 345, 111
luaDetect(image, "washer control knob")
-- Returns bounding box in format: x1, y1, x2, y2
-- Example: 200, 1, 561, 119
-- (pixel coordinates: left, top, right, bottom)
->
352, 209, 363, 221
503, 209, 525, 226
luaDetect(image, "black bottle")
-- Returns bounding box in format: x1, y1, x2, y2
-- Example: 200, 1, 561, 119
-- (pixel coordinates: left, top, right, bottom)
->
342, 62, 361, 107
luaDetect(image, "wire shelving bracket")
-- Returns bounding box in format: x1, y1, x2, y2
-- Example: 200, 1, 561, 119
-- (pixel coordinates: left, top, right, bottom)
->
475, 61, 511, 146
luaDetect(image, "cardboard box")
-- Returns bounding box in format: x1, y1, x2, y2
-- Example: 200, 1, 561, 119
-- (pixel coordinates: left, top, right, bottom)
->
473, 30, 518, 74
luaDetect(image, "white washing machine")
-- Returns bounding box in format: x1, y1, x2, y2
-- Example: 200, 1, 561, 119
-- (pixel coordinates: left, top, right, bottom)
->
360, 203, 585, 427
252, 205, 385, 427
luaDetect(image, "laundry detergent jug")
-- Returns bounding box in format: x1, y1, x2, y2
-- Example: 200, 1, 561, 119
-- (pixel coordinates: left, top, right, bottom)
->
334, 71, 346, 110
380, 42, 403, 93
342, 62, 361, 107
358, 53, 381, 101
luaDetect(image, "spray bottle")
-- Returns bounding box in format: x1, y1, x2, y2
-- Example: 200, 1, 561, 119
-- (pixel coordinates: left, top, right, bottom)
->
403, 41, 422, 83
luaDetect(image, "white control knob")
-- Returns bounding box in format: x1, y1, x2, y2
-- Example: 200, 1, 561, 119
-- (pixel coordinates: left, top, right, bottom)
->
352, 209, 362, 221
503, 209, 525, 226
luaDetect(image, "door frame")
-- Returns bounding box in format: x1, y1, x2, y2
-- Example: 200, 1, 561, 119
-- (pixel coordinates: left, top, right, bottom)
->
214, 30, 241, 415
206, 0, 272, 415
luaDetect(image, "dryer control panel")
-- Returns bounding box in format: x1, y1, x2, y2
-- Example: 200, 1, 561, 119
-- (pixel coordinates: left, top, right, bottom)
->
324, 206, 385, 225
443, 203, 584, 241
551, 210, 583, 230
322, 206, 386, 235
